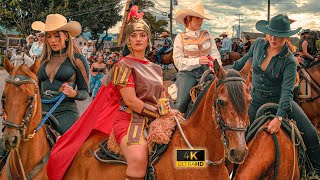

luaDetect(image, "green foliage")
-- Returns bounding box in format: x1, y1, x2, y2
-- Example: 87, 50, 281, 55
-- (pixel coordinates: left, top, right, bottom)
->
130, 0, 168, 39
0, 0, 122, 45
144, 12, 168, 39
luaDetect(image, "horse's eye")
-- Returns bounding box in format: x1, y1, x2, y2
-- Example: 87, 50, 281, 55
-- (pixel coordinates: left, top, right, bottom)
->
218, 99, 226, 106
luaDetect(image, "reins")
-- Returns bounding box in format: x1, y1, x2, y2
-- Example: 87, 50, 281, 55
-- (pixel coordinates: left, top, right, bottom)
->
174, 76, 248, 166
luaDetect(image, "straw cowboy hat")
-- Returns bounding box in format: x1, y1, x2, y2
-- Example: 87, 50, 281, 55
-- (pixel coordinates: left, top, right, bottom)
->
219, 32, 229, 37
175, 3, 214, 25
159, 31, 170, 38
32, 14, 82, 37
256, 14, 301, 37
26, 34, 35, 43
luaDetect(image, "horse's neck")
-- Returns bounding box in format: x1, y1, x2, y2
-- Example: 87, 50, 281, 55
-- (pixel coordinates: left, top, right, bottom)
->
10, 96, 50, 175
178, 82, 224, 155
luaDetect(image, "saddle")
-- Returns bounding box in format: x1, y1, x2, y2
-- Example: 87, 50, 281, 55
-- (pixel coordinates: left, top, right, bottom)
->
93, 115, 179, 180
247, 112, 317, 179
297, 66, 320, 103
298, 68, 312, 99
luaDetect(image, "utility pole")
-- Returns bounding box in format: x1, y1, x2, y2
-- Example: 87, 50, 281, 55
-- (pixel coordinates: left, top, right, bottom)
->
235, 14, 243, 38
170, 0, 173, 36
267, 0, 270, 21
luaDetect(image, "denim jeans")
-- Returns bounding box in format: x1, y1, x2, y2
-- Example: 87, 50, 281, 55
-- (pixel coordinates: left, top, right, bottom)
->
175, 66, 208, 113
156, 47, 167, 63
90, 74, 104, 97
248, 91, 319, 148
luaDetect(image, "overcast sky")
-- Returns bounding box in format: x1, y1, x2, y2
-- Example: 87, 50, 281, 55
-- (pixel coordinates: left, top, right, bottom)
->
109, 0, 320, 38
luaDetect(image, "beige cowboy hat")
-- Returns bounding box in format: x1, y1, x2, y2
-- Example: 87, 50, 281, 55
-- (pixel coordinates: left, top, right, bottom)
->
219, 32, 229, 37
26, 34, 35, 43
31, 14, 82, 37
159, 31, 170, 38
175, 3, 214, 25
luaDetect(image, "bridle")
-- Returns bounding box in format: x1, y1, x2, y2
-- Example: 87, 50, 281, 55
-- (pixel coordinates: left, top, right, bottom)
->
1, 75, 39, 141
214, 76, 248, 149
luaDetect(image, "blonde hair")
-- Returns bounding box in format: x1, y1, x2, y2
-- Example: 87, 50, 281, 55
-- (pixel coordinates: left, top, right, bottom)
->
39, 31, 81, 67
265, 35, 296, 53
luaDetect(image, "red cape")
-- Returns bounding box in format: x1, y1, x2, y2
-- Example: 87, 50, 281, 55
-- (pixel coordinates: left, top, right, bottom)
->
46, 83, 121, 180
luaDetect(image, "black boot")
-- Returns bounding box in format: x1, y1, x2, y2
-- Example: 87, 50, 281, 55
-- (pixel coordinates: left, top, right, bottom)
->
307, 144, 320, 176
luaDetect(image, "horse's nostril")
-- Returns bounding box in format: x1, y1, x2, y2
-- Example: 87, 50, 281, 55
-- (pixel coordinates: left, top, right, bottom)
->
10, 136, 18, 147
229, 148, 236, 158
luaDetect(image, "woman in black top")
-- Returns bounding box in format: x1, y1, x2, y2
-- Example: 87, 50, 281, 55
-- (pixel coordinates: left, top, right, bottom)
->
233, 14, 320, 175
89, 55, 106, 99
32, 14, 90, 134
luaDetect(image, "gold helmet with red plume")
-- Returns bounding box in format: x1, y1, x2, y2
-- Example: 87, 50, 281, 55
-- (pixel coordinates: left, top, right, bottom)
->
125, 5, 152, 53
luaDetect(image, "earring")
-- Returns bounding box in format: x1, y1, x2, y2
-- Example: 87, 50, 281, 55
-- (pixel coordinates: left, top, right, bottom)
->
66, 39, 69, 42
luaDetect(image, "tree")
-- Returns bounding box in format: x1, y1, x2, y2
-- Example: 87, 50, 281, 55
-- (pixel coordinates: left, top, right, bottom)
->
67, 0, 123, 50
0, 0, 123, 50
126, 0, 168, 42
0, 0, 52, 38
144, 12, 168, 40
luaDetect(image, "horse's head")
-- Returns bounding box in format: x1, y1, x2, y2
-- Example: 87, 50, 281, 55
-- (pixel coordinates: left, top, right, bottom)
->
1, 56, 40, 150
213, 59, 252, 164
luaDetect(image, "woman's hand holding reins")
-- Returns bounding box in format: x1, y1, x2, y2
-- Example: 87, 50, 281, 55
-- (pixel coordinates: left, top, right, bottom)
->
62, 83, 77, 98
267, 117, 282, 134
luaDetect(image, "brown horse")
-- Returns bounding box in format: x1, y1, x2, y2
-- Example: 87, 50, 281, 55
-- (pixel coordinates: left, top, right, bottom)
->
64, 60, 252, 179
222, 52, 241, 66
238, 62, 302, 179
234, 120, 299, 179
1, 57, 50, 179
147, 48, 174, 65
298, 63, 320, 133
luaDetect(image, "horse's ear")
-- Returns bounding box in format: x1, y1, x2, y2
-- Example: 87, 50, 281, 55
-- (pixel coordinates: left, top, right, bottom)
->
4, 56, 14, 74
240, 58, 252, 79
214, 59, 226, 79
29, 59, 40, 74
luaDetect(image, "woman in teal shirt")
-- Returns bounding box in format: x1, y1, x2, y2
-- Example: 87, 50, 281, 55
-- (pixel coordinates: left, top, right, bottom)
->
233, 14, 320, 175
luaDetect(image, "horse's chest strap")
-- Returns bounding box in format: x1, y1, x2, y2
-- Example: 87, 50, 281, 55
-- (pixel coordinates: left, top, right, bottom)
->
6, 151, 51, 180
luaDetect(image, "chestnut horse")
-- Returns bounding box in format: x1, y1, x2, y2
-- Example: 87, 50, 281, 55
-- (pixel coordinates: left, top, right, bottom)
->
222, 52, 241, 66
64, 60, 252, 179
234, 104, 300, 180
234, 121, 299, 179
298, 62, 320, 133
1, 57, 50, 179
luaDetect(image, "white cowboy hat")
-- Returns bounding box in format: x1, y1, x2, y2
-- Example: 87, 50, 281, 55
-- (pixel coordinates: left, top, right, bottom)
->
219, 32, 229, 37
26, 34, 35, 43
159, 31, 170, 38
175, 3, 214, 25
31, 14, 81, 37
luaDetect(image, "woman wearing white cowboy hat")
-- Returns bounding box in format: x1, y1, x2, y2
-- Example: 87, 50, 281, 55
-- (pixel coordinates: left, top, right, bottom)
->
32, 14, 90, 135
232, 14, 320, 176
173, 2, 221, 115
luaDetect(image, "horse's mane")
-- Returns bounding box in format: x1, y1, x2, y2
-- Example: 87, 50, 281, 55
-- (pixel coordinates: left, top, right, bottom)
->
225, 69, 246, 115
11, 64, 37, 80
